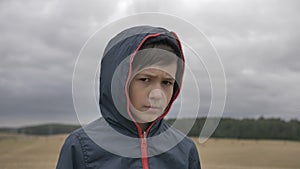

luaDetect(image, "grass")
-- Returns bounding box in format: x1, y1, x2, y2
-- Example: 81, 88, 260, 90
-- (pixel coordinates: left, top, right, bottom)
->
0, 133, 65, 169
0, 133, 300, 169
195, 138, 300, 169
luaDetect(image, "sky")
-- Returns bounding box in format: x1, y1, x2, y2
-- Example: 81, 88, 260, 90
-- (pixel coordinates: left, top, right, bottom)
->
0, 0, 300, 127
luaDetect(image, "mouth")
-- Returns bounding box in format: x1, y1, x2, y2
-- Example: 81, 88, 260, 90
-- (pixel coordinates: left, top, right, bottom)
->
144, 106, 162, 111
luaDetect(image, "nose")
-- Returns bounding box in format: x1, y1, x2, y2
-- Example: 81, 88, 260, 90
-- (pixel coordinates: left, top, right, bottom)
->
149, 88, 164, 101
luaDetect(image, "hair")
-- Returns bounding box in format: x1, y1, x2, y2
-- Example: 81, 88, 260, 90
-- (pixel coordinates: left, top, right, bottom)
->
132, 41, 178, 75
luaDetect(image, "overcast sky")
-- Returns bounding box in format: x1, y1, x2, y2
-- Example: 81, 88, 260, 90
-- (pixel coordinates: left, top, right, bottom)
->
1, 0, 299, 127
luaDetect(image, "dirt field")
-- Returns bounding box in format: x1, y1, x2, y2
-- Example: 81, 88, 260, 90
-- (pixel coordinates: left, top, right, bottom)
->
193, 138, 300, 169
0, 134, 299, 169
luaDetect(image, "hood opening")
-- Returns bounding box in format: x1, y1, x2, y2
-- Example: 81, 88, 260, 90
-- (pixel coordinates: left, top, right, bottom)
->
125, 32, 185, 136
99, 26, 185, 138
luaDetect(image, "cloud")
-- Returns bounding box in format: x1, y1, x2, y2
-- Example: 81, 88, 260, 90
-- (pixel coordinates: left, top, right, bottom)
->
0, 0, 120, 126
0, 0, 299, 126
176, 0, 300, 120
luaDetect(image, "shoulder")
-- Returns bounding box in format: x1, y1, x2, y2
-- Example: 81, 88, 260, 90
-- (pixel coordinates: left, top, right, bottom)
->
60, 118, 106, 156
63, 127, 85, 146
159, 120, 201, 168
169, 127, 201, 168
180, 132, 199, 155
63, 118, 105, 148
56, 127, 88, 169
161, 120, 197, 145
160, 120, 198, 152
59, 127, 88, 160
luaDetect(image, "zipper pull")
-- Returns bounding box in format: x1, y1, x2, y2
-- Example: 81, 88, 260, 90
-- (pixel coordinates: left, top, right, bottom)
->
142, 131, 147, 144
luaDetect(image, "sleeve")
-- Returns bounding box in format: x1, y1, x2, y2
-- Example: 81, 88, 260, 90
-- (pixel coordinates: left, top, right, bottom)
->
56, 133, 86, 169
188, 143, 201, 169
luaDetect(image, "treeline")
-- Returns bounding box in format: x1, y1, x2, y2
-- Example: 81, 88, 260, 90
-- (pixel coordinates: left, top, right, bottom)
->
167, 117, 300, 141
1, 118, 300, 141
0, 123, 80, 135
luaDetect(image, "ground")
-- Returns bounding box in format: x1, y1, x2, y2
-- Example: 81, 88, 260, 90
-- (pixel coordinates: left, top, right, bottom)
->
0, 134, 299, 169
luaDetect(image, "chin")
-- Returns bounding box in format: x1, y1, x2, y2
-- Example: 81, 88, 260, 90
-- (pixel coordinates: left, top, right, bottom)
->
137, 115, 159, 123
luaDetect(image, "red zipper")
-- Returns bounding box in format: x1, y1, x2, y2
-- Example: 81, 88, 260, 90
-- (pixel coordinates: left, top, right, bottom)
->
140, 131, 149, 169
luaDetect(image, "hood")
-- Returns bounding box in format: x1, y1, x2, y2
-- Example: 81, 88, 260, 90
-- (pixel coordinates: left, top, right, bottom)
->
99, 25, 185, 137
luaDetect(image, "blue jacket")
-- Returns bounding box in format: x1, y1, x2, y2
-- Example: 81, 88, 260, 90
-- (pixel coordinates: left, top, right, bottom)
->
56, 25, 201, 169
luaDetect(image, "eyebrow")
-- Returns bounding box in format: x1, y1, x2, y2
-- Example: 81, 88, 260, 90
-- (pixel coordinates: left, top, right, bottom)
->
137, 73, 175, 80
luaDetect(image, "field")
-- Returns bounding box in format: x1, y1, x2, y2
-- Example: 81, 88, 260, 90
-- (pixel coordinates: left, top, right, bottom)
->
0, 134, 299, 169
193, 138, 300, 169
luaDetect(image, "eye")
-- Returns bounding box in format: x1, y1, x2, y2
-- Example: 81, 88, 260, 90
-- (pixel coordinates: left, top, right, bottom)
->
139, 78, 150, 82
162, 80, 174, 86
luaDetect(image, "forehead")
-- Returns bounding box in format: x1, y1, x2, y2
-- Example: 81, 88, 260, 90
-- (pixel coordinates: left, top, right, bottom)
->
136, 63, 177, 79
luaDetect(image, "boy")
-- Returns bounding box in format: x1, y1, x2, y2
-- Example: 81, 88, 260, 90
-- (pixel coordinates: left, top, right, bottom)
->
56, 25, 201, 169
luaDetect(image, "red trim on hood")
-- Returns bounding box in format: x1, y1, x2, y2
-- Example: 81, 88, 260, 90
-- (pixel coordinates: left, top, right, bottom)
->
145, 31, 186, 134
124, 33, 161, 133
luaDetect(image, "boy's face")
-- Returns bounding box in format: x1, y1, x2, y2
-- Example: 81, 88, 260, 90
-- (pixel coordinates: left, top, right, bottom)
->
129, 62, 177, 123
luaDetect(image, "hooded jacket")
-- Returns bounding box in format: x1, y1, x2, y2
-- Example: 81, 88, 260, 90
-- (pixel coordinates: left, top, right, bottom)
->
56, 25, 201, 169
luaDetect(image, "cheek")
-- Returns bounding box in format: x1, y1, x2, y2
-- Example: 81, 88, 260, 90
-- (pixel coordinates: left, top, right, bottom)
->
133, 92, 143, 104
129, 83, 145, 106
165, 87, 174, 102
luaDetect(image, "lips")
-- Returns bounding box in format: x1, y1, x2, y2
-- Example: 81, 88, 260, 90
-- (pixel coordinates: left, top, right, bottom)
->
144, 106, 162, 111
